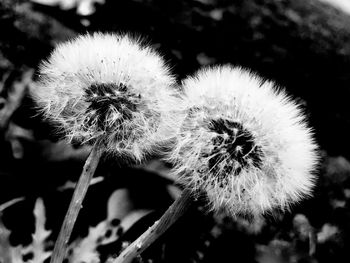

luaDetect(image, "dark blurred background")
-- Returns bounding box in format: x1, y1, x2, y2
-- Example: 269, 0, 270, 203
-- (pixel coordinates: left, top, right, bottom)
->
1, 0, 350, 262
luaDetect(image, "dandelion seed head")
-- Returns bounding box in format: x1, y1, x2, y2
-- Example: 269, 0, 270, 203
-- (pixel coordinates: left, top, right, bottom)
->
169, 65, 319, 218
31, 33, 178, 161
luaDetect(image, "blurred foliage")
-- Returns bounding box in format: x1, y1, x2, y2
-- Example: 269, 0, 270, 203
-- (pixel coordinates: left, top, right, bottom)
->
1, 0, 350, 262
31, 0, 105, 16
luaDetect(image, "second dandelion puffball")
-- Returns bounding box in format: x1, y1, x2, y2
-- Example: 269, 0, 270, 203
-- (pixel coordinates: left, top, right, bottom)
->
169, 66, 319, 218
32, 33, 177, 161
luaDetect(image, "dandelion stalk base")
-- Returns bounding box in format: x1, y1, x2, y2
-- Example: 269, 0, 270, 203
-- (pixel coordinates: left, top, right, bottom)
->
113, 188, 193, 263
50, 144, 102, 263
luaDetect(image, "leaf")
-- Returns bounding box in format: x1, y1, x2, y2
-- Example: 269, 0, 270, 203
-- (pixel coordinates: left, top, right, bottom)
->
68, 189, 144, 263
317, 223, 339, 243
293, 214, 312, 241
10, 247, 24, 263
0, 198, 25, 263
69, 221, 107, 263
58, 176, 104, 192
0, 69, 33, 130
0, 197, 25, 213
31, 0, 106, 15
68, 219, 123, 263
5, 122, 35, 160
19, 198, 52, 263
0, 217, 12, 263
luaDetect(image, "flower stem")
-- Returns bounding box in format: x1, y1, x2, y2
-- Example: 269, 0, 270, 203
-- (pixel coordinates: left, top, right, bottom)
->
50, 144, 102, 263
112, 188, 193, 263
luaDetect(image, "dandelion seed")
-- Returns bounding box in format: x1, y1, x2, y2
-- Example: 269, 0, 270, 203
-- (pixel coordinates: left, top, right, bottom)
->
113, 65, 319, 263
31, 32, 178, 161
30, 33, 178, 263
169, 65, 319, 218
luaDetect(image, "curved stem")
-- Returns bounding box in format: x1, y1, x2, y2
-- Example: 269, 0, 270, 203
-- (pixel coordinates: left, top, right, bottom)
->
50, 144, 102, 263
112, 188, 193, 263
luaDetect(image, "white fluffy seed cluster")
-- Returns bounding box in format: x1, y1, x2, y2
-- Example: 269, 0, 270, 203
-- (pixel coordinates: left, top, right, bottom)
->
168, 66, 319, 218
32, 33, 319, 217
32, 33, 178, 161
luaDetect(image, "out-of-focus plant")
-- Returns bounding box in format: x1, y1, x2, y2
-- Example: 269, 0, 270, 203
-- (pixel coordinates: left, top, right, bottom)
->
0, 198, 51, 263
31, 0, 105, 16
0, 193, 135, 263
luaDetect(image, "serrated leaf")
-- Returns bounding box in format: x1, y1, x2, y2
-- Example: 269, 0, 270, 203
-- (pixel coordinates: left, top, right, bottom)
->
23, 198, 52, 263
0, 198, 25, 263
10, 246, 25, 263
69, 221, 107, 263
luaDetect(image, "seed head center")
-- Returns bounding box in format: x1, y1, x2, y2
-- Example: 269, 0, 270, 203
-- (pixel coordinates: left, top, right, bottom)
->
207, 118, 263, 178
84, 83, 140, 131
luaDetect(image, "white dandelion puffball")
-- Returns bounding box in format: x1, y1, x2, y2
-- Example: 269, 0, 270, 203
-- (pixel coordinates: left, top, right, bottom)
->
31, 33, 178, 161
169, 65, 319, 217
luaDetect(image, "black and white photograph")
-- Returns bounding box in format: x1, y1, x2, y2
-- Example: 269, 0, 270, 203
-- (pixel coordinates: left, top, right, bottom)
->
0, 0, 349, 262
